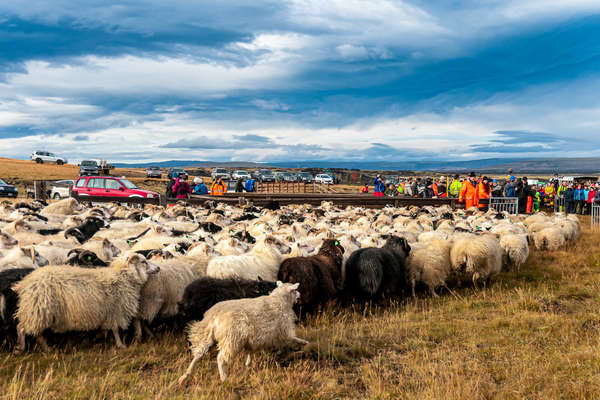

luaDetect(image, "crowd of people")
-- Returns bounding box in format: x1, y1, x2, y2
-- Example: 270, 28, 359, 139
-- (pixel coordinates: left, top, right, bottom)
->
366, 173, 600, 214
166, 173, 256, 199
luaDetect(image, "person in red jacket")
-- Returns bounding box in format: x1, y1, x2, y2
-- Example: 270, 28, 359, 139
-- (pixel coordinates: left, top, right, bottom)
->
587, 185, 597, 215
459, 172, 479, 210
172, 174, 192, 199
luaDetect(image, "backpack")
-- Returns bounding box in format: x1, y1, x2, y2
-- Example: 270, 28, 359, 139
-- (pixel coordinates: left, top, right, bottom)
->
244, 179, 255, 192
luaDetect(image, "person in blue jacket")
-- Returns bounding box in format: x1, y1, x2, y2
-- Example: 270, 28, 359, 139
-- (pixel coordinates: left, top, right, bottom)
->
574, 183, 585, 214
373, 175, 385, 197
244, 178, 256, 192
192, 177, 208, 194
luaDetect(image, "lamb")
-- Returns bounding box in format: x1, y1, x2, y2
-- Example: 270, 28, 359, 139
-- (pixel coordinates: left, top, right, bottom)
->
207, 236, 291, 281
407, 239, 452, 297
343, 236, 411, 302
450, 235, 502, 288
13, 253, 160, 352
0, 246, 49, 270
133, 257, 197, 340
277, 239, 345, 313
179, 277, 277, 322
177, 282, 307, 384
499, 234, 529, 272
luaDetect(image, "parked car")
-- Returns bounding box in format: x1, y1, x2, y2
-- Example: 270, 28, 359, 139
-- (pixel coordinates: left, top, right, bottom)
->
30, 151, 67, 165
79, 160, 100, 176
231, 170, 250, 180
50, 180, 75, 200
211, 168, 231, 181
71, 176, 159, 198
167, 168, 188, 179
253, 169, 275, 182
0, 178, 18, 198
296, 171, 314, 183
315, 174, 334, 184
146, 166, 162, 178
275, 171, 296, 182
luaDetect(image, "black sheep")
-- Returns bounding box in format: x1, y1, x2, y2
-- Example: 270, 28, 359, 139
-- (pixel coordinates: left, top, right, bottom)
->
277, 239, 345, 314
232, 230, 256, 244
64, 217, 109, 244
66, 249, 108, 267
179, 277, 277, 322
199, 222, 222, 234
344, 236, 411, 302
0, 268, 35, 346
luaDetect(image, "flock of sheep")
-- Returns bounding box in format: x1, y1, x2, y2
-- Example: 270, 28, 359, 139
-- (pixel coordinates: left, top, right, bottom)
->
0, 197, 581, 383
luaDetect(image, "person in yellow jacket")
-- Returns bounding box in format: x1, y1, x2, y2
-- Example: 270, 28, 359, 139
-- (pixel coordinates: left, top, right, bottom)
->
448, 174, 462, 198
459, 172, 479, 210
556, 180, 568, 211
210, 177, 227, 196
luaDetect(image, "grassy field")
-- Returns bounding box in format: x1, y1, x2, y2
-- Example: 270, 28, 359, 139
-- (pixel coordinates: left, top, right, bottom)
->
1, 218, 599, 399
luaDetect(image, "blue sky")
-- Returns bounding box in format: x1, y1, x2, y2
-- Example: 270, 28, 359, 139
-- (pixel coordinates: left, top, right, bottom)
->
1, 0, 600, 162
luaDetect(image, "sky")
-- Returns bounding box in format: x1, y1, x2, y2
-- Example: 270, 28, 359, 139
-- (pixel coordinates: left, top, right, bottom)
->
1, 0, 600, 163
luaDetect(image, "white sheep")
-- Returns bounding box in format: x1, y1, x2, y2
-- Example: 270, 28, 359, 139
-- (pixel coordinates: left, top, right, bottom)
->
450, 234, 502, 288
532, 227, 566, 251
13, 253, 159, 352
407, 239, 452, 297
0, 246, 49, 270
40, 198, 84, 216
178, 282, 306, 384
499, 234, 529, 272
206, 236, 291, 281
134, 257, 197, 340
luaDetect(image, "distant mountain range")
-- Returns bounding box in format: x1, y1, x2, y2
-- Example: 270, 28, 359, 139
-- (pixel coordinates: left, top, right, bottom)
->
113, 157, 600, 174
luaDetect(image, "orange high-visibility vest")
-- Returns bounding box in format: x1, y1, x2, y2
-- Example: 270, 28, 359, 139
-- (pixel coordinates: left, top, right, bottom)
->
210, 181, 227, 196
459, 180, 479, 210
477, 182, 490, 208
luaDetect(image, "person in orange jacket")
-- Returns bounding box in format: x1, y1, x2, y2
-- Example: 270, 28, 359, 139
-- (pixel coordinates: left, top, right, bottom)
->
477, 176, 491, 209
210, 177, 227, 196
459, 172, 479, 210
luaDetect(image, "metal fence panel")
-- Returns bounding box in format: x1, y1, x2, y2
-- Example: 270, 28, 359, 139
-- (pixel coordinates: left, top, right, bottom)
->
489, 197, 519, 215
592, 204, 600, 231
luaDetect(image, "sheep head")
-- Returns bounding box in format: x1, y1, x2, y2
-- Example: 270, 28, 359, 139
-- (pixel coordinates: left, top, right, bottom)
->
0, 230, 18, 248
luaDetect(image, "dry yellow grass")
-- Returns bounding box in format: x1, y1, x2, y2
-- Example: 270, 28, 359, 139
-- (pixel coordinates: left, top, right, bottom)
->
2, 218, 599, 399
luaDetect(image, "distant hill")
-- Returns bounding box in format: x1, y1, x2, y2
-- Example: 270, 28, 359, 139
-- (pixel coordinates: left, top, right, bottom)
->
113, 157, 600, 174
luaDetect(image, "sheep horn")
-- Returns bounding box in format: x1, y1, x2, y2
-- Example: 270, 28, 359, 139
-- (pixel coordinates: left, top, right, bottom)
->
30, 246, 35, 265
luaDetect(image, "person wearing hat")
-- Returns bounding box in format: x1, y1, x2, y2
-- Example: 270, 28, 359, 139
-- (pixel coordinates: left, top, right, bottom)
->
173, 173, 191, 199
192, 177, 208, 194
459, 172, 479, 210
448, 174, 462, 198
503, 176, 516, 198
477, 176, 491, 209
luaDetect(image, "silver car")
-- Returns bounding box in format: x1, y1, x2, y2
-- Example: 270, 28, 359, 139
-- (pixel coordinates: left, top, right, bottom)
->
31, 151, 68, 165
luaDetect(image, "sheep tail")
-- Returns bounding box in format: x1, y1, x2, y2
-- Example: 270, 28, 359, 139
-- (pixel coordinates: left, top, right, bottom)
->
188, 320, 215, 358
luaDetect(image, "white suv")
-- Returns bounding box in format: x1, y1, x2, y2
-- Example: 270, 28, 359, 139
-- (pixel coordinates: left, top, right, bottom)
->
231, 170, 250, 180
315, 174, 334, 184
31, 151, 68, 165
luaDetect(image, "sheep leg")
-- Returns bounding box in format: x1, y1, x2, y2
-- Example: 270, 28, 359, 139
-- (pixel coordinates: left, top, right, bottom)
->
429, 286, 439, 298
178, 353, 204, 386
217, 351, 233, 382
472, 273, 479, 290
245, 353, 251, 367
133, 318, 143, 342
411, 279, 416, 298
143, 323, 154, 339
112, 328, 125, 349
14, 327, 26, 354
36, 335, 52, 352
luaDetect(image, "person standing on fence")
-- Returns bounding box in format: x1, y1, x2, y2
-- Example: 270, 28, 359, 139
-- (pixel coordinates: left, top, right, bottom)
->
477, 176, 491, 209
459, 172, 478, 210
210, 177, 227, 196
448, 174, 461, 198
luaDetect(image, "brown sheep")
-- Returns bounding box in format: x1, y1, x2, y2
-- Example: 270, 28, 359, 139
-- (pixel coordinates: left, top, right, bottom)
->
277, 239, 344, 313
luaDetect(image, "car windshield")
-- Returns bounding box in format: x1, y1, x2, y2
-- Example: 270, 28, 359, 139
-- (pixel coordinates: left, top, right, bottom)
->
0, 179, 6, 185
299, 173, 310, 176
149, 166, 159, 170
215, 169, 228, 173
119, 179, 138, 189
236, 171, 249, 175
259, 170, 272, 174
81, 161, 97, 166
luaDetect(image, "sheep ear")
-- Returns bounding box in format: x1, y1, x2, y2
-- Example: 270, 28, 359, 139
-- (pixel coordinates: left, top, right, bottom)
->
276, 280, 282, 287
288, 283, 300, 291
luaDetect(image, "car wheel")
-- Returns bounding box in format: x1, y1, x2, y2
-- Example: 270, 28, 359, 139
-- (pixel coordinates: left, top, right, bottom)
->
57, 160, 63, 165
53, 193, 61, 200
35, 158, 42, 164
